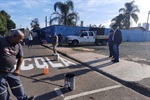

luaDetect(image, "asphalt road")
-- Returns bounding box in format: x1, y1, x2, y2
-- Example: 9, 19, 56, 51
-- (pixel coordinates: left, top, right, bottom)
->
77, 42, 150, 65
9, 45, 149, 100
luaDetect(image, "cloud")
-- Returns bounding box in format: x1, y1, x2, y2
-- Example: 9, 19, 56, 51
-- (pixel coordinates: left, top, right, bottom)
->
1, 0, 150, 29
43, 8, 51, 13
21, 0, 51, 8
22, 0, 38, 8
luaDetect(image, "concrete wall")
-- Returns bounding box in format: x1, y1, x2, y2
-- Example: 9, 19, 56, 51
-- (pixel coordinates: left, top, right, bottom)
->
104, 28, 150, 42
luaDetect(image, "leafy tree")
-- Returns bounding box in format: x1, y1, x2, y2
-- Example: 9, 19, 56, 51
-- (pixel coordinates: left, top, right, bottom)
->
90, 24, 105, 28
111, 1, 140, 29
30, 18, 40, 31
50, 0, 79, 26
0, 10, 10, 19
7, 19, 16, 31
111, 14, 126, 29
0, 10, 16, 36
0, 13, 7, 36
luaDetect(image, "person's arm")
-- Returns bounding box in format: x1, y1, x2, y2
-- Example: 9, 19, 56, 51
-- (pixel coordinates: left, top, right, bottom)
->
14, 57, 23, 75
14, 44, 24, 75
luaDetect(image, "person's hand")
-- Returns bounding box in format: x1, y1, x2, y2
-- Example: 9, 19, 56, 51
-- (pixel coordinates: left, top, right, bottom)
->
13, 69, 20, 75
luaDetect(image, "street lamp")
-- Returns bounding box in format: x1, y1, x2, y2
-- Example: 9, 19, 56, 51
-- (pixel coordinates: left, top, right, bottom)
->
145, 11, 150, 41
146, 11, 150, 31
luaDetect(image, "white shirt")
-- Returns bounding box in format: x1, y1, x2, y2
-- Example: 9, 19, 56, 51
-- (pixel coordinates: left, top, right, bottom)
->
28, 34, 33, 40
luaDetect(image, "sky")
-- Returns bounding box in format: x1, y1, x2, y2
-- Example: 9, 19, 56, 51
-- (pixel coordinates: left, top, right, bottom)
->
0, 0, 150, 30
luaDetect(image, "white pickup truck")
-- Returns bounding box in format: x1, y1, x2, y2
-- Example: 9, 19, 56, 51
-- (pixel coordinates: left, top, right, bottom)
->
65, 31, 108, 46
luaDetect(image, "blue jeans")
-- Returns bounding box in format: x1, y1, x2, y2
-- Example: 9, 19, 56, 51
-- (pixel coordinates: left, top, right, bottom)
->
109, 43, 114, 57
113, 43, 120, 61
0, 72, 28, 100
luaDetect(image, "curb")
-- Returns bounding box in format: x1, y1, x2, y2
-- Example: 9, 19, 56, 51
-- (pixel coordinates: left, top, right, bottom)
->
42, 44, 150, 97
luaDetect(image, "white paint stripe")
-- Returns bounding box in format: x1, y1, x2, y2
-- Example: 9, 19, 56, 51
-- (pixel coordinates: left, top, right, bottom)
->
64, 85, 122, 100
0, 89, 7, 95
54, 88, 64, 97
59, 57, 76, 67
11, 84, 22, 89
59, 57, 69, 66
45, 57, 64, 68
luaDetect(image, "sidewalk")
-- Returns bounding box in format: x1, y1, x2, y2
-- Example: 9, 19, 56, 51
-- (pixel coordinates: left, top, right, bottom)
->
42, 44, 150, 97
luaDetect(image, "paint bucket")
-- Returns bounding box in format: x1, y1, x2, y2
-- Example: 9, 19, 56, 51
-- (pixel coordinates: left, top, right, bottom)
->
64, 73, 75, 91
44, 66, 49, 75
54, 53, 59, 61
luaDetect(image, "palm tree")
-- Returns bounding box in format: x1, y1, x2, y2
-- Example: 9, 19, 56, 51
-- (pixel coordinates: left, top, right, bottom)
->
90, 24, 105, 28
50, 0, 79, 26
111, 14, 126, 29
119, 1, 140, 29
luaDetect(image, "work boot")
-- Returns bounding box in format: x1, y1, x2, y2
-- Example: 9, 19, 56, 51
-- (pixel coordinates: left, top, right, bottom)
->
28, 96, 35, 100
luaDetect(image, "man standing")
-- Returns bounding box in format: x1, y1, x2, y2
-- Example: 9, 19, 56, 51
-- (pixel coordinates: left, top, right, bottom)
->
58, 33, 63, 46
52, 33, 58, 54
111, 24, 122, 63
28, 33, 33, 47
0, 30, 34, 100
108, 30, 114, 58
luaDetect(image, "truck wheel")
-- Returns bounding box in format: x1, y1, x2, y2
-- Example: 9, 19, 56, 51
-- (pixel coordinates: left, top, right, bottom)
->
72, 40, 78, 46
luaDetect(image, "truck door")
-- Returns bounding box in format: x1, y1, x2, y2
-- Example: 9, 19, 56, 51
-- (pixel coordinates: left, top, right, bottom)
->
80, 32, 88, 43
88, 32, 95, 42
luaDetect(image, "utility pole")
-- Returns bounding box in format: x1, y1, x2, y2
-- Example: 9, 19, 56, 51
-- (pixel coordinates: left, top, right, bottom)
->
45, 16, 47, 27
145, 11, 150, 41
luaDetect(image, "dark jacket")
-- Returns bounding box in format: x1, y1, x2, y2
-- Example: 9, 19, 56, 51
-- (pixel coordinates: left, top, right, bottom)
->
108, 34, 113, 45
114, 29, 122, 44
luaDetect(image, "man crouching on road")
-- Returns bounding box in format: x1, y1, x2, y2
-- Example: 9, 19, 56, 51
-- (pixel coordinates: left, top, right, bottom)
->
0, 30, 34, 100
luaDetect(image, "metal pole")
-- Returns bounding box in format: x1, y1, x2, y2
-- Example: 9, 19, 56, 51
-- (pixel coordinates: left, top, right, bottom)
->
146, 12, 149, 31
45, 16, 47, 27
0, 70, 63, 87
50, 15, 51, 26
145, 11, 150, 41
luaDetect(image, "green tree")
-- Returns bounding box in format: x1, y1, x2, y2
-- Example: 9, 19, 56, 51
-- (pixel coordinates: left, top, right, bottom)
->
0, 10, 16, 31
0, 13, 7, 36
50, 0, 79, 26
111, 14, 126, 29
119, 1, 139, 29
111, 1, 140, 29
30, 18, 40, 31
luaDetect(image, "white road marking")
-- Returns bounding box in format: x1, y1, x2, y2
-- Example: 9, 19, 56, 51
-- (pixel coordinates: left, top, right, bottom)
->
20, 56, 76, 70
59, 57, 76, 67
54, 88, 64, 97
64, 85, 122, 100
21, 58, 34, 70
45, 57, 64, 68
34, 57, 48, 68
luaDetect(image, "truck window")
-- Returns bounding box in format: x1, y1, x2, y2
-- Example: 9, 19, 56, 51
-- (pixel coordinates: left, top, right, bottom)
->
81, 32, 87, 37
89, 32, 94, 36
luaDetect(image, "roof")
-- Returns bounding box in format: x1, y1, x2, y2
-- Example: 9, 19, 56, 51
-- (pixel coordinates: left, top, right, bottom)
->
129, 27, 146, 31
